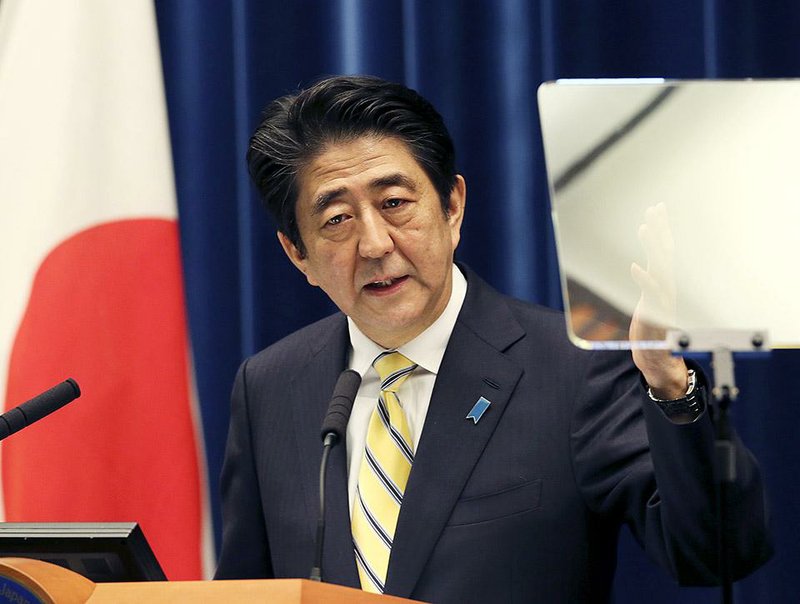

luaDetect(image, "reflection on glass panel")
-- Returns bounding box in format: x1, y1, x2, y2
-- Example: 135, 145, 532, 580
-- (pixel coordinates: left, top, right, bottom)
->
538, 80, 800, 350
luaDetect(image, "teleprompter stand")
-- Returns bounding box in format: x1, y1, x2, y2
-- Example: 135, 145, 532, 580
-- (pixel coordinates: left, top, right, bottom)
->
667, 328, 771, 604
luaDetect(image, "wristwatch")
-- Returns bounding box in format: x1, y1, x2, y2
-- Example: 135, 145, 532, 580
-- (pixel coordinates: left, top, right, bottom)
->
647, 369, 696, 402
647, 369, 702, 420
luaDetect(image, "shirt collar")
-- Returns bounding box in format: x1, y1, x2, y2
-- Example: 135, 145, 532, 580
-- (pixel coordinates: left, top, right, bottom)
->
348, 264, 467, 376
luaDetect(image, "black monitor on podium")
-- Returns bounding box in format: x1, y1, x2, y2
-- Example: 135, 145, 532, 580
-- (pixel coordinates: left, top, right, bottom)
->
0, 522, 165, 582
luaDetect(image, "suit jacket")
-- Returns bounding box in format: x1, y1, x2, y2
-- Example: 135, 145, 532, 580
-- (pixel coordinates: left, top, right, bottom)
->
215, 267, 770, 603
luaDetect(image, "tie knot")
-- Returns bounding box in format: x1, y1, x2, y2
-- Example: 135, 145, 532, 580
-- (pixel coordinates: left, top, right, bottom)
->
373, 351, 417, 393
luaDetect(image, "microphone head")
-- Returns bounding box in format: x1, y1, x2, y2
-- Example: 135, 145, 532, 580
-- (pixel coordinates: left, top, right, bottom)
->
320, 369, 361, 442
0, 378, 82, 441
65, 378, 81, 398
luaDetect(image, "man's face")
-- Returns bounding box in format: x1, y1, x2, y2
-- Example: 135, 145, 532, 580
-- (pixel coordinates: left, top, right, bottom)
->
278, 135, 466, 349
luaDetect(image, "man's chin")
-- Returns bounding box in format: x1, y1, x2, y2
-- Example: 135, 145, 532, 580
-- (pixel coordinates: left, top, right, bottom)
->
357, 312, 429, 349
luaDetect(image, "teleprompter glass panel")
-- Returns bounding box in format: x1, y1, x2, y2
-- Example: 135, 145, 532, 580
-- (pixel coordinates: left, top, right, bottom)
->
538, 79, 800, 350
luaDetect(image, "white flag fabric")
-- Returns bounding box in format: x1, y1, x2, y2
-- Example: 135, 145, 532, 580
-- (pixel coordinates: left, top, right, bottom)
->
0, 0, 209, 579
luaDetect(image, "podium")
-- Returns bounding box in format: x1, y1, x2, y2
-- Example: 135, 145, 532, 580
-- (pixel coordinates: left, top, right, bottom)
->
0, 558, 417, 603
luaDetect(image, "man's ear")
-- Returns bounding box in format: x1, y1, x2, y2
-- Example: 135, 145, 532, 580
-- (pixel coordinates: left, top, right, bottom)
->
447, 175, 466, 249
277, 231, 318, 286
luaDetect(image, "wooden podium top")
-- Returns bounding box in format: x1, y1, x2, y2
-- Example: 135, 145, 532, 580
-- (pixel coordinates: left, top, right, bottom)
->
0, 558, 419, 603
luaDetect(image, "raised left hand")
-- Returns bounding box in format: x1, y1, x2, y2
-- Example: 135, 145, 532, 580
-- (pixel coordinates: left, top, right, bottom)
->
629, 203, 688, 400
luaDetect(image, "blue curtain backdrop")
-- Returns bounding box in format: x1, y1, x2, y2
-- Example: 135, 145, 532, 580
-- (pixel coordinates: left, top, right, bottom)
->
155, 1, 799, 601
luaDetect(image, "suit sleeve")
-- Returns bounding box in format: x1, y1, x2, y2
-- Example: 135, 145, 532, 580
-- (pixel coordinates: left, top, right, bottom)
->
570, 350, 772, 585
215, 358, 274, 579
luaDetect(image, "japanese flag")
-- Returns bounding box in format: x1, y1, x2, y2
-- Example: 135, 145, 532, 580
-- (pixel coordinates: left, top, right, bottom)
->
0, 0, 210, 579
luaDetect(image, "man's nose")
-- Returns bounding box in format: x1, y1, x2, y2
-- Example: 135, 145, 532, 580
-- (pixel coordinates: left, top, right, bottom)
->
357, 213, 394, 258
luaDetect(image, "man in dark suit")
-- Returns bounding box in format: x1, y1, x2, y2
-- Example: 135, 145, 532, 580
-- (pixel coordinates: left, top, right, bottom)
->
215, 75, 770, 602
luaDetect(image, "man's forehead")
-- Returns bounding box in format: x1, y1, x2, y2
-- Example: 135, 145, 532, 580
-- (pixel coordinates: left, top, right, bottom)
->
296, 136, 425, 211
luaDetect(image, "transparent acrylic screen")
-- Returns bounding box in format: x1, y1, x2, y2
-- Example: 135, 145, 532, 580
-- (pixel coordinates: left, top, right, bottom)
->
538, 80, 800, 350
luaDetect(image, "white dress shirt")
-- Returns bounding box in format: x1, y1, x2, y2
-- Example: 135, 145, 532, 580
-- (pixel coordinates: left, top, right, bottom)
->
345, 264, 468, 515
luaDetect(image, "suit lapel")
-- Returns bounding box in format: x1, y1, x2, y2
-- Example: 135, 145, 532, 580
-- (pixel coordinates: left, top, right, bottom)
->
385, 269, 525, 597
287, 315, 360, 587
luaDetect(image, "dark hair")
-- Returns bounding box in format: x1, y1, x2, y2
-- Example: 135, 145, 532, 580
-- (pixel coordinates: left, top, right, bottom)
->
247, 75, 457, 255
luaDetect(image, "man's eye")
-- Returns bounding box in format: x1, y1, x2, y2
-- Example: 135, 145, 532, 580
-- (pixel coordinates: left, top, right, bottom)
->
384, 198, 405, 209
326, 214, 346, 226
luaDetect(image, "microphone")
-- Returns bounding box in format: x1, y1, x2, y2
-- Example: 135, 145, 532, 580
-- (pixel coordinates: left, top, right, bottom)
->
0, 378, 81, 441
320, 369, 361, 446
310, 369, 361, 582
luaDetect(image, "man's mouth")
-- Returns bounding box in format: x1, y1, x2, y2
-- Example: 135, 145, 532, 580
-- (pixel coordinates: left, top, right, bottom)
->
363, 275, 408, 290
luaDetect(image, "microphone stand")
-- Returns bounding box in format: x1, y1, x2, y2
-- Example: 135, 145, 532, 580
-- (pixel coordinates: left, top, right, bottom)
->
309, 369, 361, 582
310, 432, 337, 582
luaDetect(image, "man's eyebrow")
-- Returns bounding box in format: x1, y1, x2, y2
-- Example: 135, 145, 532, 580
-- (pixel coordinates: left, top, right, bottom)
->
311, 173, 418, 215
311, 187, 347, 216
369, 173, 418, 192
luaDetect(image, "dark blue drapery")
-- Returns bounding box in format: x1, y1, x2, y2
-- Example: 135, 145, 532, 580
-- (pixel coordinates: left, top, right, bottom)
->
155, 1, 799, 600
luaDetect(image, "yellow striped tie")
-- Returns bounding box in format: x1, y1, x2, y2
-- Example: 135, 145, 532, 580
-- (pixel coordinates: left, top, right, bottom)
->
352, 351, 417, 593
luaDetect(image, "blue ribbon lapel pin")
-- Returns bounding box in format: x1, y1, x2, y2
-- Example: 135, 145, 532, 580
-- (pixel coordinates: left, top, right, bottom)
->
466, 397, 491, 424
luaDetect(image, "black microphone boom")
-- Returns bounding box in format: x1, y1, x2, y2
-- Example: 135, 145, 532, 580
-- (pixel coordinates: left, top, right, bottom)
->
311, 369, 361, 582
320, 369, 361, 445
0, 378, 81, 441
